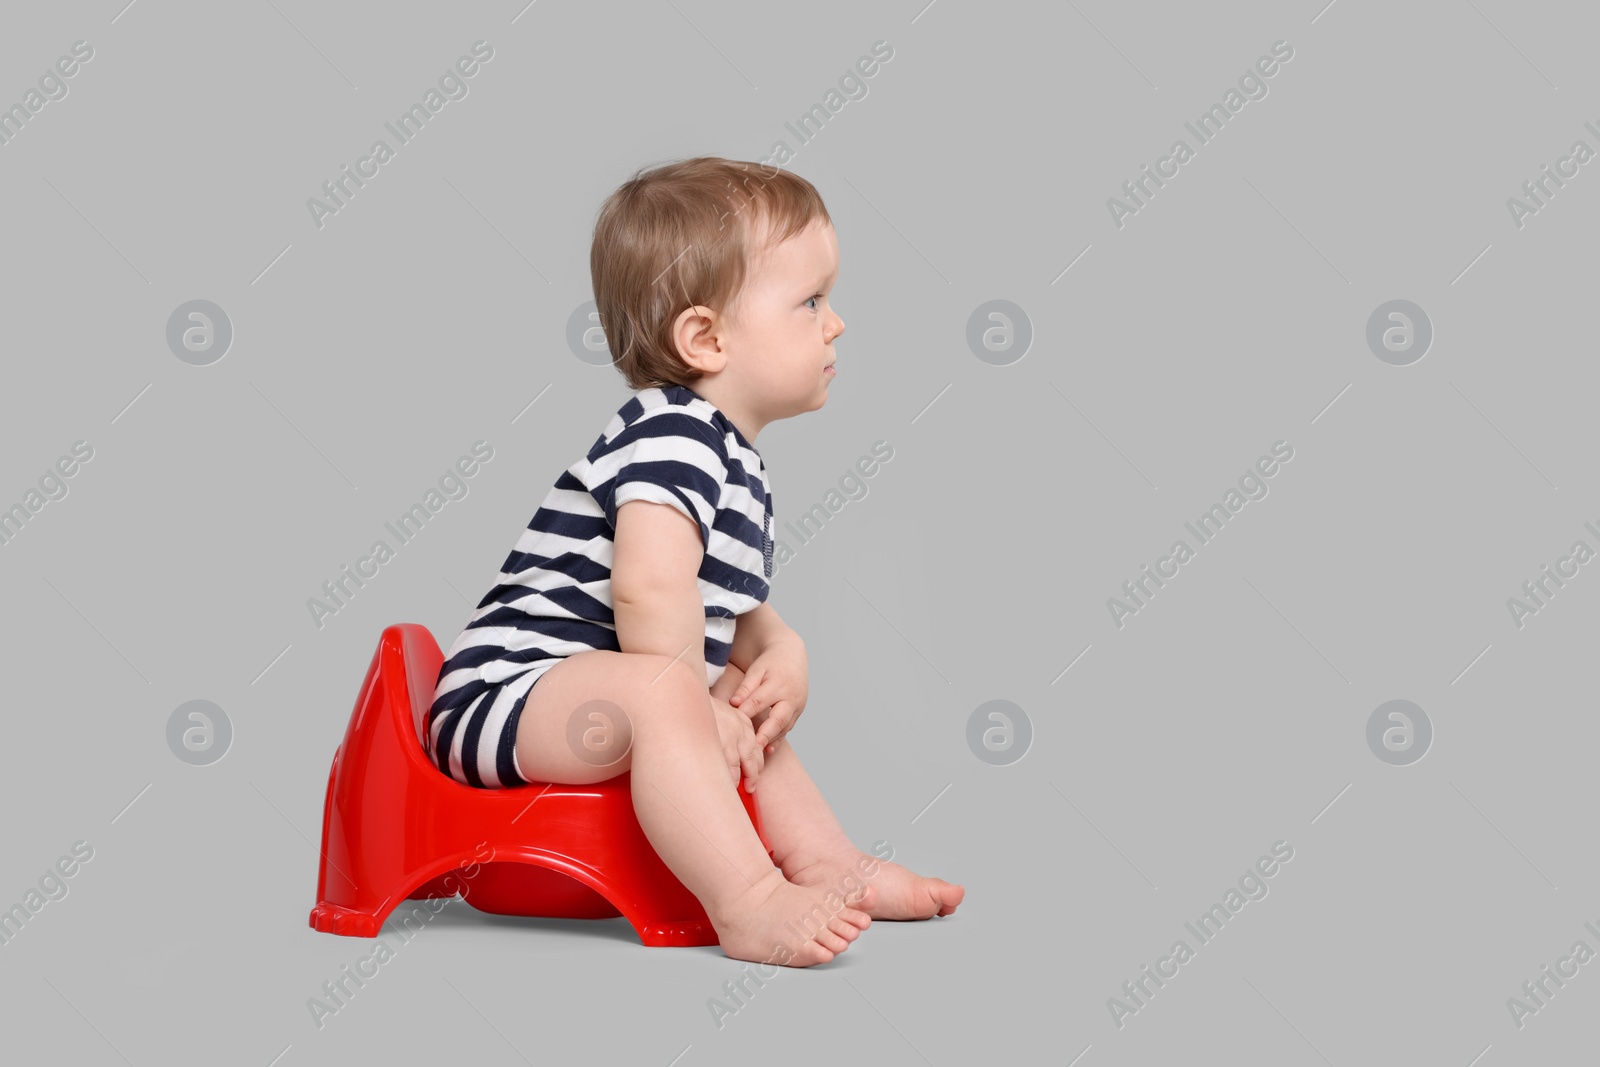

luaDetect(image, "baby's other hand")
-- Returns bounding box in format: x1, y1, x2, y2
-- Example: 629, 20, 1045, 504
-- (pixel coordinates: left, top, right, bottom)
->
711, 695, 764, 791
729, 637, 808, 752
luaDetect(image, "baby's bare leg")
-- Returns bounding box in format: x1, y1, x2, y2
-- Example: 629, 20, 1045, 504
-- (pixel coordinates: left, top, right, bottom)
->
712, 662, 966, 921
514, 650, 874, 964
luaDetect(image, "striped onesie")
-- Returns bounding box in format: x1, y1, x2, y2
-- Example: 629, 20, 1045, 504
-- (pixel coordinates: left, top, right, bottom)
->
424, 384, 775, 789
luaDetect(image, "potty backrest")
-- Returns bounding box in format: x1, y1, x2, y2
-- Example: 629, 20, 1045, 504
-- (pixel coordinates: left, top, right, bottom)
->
387, 624, 445, 750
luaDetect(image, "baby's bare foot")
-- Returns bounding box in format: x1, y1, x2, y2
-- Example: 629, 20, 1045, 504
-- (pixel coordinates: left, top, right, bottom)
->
790, 850, 964, 921
709, 868, 875, 967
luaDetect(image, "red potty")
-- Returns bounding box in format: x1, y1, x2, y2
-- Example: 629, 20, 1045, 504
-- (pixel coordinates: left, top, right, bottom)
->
309, 623, 769, 946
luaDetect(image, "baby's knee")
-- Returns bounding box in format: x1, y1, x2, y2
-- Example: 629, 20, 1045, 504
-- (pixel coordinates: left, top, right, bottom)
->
621, 655, 713, 724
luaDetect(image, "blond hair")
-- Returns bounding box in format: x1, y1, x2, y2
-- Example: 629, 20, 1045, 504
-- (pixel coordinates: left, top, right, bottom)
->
590, 156, 831, 390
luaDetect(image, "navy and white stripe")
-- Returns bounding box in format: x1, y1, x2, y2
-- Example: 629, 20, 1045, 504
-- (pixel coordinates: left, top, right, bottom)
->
425, 384, 774, 788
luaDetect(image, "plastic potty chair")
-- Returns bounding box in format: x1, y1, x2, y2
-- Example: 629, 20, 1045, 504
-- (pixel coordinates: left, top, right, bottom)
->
309, 623, 769, 946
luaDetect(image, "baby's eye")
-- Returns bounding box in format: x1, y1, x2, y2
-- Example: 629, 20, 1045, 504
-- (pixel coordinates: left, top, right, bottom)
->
805, 294, 822, 310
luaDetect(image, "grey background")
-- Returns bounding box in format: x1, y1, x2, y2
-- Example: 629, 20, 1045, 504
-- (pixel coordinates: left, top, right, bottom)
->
1, 0, 1595, 1064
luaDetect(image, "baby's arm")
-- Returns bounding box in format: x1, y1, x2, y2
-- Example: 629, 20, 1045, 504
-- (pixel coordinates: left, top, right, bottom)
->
728, 602, 809, 750
613, 499, 765, 785
728, 601, 800, 672
612, 499, 710, 685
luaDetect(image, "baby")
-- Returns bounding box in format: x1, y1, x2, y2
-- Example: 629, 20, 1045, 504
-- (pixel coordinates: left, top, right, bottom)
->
425, 156, 962, 967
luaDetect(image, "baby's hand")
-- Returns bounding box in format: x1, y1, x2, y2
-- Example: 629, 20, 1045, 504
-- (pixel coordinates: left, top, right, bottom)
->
729, 637, 809, 752
710, 695, 764, 791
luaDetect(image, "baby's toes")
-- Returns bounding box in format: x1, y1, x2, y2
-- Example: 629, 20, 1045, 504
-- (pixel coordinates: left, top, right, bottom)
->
906, 878, 948, 917
828, 915, 863, 943
813, 926, 851, 955
930, 879, 965, 916
836, 901, 873, 932
791, 939, 836, 966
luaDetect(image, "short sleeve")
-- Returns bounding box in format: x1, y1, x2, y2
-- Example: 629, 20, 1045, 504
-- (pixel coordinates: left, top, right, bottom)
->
597, 411, 727, 548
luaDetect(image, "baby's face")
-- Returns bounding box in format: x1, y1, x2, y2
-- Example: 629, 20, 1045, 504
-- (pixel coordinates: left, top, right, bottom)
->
722, 219, 844, 418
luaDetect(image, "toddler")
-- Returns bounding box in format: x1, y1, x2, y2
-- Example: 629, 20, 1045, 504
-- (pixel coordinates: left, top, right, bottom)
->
425, 157, 962, 966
